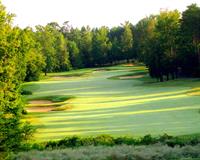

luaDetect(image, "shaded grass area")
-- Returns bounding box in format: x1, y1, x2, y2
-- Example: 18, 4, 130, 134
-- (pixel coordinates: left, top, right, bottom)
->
28, 95, 74, 103
22, 64, 200, 141
21, 83, 40, 95
40, 68, 94, 81
108, 70, 148, 80
11, 144, 200, 160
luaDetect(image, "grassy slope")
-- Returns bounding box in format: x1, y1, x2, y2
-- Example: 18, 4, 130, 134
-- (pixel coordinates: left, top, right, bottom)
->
23, 65, 200, 141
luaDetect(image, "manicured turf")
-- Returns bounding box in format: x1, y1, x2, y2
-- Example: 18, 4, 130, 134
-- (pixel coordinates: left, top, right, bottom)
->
23, 65, 200, 141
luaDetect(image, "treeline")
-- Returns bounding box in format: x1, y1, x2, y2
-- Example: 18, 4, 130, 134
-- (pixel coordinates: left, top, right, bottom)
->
20, 21, 134, 81
16, 4, 199, 82
134, 4, 200, 81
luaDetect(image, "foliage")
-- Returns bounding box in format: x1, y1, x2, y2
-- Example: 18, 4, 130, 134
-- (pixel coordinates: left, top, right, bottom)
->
80, 26, 93, 67
40, 134, 200, 149
0, 2, 34, 152
21, 28, 46, 82
120, 21, 133, 60
35, 25, 56, 75
68, 41, 83, 68
92, 26, 112, 66
134, 4, 200, 81
179, 4, 200, 77
137, 10, 181, 81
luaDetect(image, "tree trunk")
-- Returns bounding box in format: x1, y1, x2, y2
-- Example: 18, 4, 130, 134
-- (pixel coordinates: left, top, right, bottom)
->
175, 70, 178, 79
166, 74, 169, 81
45, 69, 47, 76
171, 73, 175, 80
160, 75, 164, 82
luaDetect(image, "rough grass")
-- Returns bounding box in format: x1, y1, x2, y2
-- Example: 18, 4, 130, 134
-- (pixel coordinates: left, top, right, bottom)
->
22, 64, 200, 141
11, 144, 200, 160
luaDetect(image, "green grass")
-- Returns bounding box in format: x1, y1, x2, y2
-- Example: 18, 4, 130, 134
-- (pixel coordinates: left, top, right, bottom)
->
23, 64, 200, 142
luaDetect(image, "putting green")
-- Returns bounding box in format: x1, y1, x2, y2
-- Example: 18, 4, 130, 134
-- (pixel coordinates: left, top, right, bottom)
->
23, 65, 200, 141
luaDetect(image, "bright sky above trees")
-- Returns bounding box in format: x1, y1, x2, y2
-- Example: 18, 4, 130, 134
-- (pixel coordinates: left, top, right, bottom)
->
2, 0, 200, 28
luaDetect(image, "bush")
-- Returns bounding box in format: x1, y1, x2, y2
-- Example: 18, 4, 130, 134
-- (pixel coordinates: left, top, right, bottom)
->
114, 137, 137, 145
58, 136, 82, 147
158, 133, 173, 142
80, 137, 94, 146
10, 134, 200, 152
140, 134, 157, 145
94, 135, 114, 146
22, 109, 28, 115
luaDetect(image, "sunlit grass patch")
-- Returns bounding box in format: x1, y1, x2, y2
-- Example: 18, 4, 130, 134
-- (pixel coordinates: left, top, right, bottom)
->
108, 70, 148, 80
187, 87, 200, 96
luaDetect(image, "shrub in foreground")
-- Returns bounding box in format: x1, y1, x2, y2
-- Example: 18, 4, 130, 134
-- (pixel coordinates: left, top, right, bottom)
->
11, 144, 200, 160
18, 134, 200, 151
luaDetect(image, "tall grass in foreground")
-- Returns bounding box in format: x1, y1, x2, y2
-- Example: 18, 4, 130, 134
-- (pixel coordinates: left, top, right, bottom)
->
11, 144, 200, 160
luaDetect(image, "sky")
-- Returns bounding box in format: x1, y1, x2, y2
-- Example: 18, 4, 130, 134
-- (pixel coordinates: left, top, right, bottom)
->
1, 0, 200, 29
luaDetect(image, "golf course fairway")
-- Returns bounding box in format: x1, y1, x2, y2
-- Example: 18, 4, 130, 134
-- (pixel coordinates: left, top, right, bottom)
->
23, 65, 200, 141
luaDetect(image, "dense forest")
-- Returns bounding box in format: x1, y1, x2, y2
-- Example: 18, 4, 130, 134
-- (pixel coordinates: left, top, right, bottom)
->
0, 1, 200, 153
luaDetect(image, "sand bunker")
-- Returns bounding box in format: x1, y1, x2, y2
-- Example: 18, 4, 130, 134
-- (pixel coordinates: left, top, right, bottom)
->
122, 63, 135, 67
27, 100, 55, 112
93, 69, 107, 73
27, 106, 54, 113
187, 88, 200, 96
51, 75, 84, 80
51, 76, 72, 80
119, 75, 144, 79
